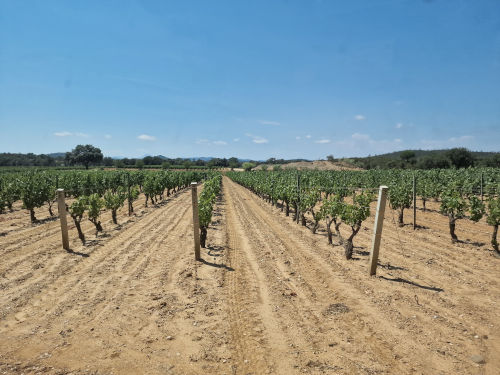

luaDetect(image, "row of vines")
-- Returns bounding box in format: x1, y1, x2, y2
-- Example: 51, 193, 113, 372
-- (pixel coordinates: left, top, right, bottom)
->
0, 169, 215, 244
198, 174, 222, 248
227, 168, 500, 257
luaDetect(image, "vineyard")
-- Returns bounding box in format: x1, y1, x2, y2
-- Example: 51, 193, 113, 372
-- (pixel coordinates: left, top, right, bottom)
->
0, 168, 499, 374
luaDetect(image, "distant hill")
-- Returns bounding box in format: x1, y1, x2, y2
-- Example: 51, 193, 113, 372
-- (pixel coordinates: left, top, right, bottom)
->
352, 149, 500, 169
48, 152, 66, 158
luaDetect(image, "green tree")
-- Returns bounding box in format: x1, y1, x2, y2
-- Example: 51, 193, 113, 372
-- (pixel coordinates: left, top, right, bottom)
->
400, 150, 416, 164
102, 157, 114, 166
326, 155, 335, 163
446, 148, 474, 169
242, 162, 255, 171
228, 157, 240, 169
135, 159, 145, 169
67, 145, 104, 169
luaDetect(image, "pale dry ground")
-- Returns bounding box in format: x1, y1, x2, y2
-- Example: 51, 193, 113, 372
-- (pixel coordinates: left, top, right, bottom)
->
0, 177, 498, 374
253, 160, 361, 171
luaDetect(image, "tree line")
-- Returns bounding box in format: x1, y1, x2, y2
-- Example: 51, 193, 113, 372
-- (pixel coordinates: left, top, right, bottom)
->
0, 145, 253, 169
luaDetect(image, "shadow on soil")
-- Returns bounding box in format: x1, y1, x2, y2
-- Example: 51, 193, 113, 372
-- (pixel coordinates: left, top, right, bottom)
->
457, 239, 486, 247
199, 258, 234, 271
377, 262, 408, 271
65, 248, 90, 257
207, 245, 224, 257
379, 276, 444, 292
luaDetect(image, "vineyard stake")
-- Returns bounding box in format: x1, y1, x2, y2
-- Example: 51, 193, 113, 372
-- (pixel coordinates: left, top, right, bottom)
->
191, 182, 201, 261
56, 189, 70, 250
413, 175, 417, 230
368, 185, 388, 276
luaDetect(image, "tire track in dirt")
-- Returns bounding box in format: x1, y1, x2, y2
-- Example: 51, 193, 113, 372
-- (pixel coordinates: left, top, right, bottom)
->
223, 181, 294, 374
225, 177, 415, 374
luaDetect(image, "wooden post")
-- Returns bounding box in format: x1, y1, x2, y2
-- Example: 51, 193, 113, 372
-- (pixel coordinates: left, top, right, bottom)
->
413, 175, 417, 230
191, 182, 201, 261
368, 186, 388, 276
57, 189, 70, 250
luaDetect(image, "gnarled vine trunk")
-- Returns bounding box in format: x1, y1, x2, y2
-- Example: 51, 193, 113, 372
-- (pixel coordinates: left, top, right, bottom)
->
90, 219, 103, 235
30, 208, 37, 223
448, 216, 458, 243
335, 220, 343, 245
325, 218, 333, 244
398, 208, 404, 227
71, 215, 85, 244
200, 227, 207, 248
111, 210, 117, 224
344, 224, 361, 260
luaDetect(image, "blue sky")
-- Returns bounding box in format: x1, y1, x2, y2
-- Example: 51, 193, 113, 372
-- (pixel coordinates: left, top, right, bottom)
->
1, 0, 499, 159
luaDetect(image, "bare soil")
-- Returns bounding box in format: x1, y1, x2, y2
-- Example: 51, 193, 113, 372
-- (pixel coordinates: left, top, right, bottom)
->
0, 177, 498, 374
253, 160, 361, 171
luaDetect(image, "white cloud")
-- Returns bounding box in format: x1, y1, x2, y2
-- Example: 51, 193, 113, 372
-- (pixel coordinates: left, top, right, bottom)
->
54, 131, 89, 137
253, 138, 268, 144
315, 139, 331, 144
395, 123, 403, 129
295, 136, 301, 140
197, 139, 227, 145
259, 120, 280, 126
245, 133, 269, 144
305, 135, 312, 139
233, 138, 240, 142
138, 134, 156, 141
354, 115, 366, 120
54, 131, 73, 137
104, 134, 112, 139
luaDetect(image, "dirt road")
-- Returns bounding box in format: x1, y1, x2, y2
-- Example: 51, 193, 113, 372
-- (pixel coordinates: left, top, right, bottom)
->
0, 177, 498, 374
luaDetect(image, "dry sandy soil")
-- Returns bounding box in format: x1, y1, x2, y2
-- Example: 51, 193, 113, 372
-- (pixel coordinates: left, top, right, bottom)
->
0, 177, 498, 374
253, 160, 361, 171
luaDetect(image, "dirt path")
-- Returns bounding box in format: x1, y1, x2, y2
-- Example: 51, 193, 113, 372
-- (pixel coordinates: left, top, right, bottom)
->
1, 177, 498, 374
